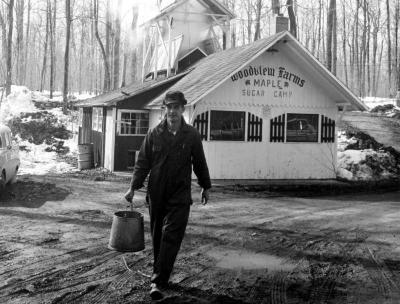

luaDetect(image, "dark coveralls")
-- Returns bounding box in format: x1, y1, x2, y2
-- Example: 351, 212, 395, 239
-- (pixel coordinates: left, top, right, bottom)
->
130, 118, 211, 285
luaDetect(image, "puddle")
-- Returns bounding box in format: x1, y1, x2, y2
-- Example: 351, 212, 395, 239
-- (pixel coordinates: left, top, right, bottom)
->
207, 248, 296, 271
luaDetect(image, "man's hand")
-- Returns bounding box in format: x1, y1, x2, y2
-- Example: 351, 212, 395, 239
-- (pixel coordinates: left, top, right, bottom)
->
201, 188, 209, 205
124, 189, 134, 203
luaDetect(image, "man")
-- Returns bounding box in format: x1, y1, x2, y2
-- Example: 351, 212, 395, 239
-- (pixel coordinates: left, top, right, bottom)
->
124, 91, 211, 300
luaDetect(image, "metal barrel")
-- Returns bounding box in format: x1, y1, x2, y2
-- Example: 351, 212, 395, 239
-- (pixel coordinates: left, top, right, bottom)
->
108, 211, 145, 252
77, 143, 93, 170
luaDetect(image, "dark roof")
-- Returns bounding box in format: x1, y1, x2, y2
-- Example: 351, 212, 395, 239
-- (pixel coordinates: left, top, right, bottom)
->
76, 72, 189, 108
147, 32, 284, 108
147, 31, 367, 111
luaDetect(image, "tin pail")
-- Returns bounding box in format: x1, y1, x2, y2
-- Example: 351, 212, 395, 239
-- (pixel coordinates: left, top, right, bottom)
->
108, 211, 145, 252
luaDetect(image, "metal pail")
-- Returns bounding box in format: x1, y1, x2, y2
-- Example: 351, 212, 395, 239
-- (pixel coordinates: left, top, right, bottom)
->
108, 211, 145, 252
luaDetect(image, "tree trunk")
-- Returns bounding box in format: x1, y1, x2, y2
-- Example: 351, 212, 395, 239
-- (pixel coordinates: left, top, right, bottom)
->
15, 0, 24, 85
113, 0, 122, 89
94, 0, 111, 92
372, 16, 379, 96
0, 11, 8, 82
394, 0, 399, 93
366, 1, 371, 95
386, 0, 392, 95
121, 53, 127, 87
63, 0, 71, 104
326, 0, 335, 71
286, 0, 297, 38
253, 0, 262, 41
5, 0, 15, 96
79, 19, 85, 94
376, 42, 384, 95
316, 0, 322, 59
50, 0, 56, 99
23, 0, 31, 85
360, 0, 367, 96
105, 0, 111, 91
332, 0, 337, 75
355, 0, 360, 95
40, 1, 50, 92
130, 6, 138, 82
342, 1, 348, 85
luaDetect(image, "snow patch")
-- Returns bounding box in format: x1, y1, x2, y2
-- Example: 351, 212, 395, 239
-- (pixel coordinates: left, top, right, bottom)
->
0, 85, 38, 123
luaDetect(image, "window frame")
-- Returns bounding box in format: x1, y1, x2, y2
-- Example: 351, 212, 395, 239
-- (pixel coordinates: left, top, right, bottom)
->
286, 113, 319, 143
209, 110, 246, 142
117, 110, 150, 136
92, 107, 103, 132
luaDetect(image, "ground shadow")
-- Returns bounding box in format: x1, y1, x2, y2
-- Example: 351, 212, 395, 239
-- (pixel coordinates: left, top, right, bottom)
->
0, 177, 70, 208
159, 284, 248, 304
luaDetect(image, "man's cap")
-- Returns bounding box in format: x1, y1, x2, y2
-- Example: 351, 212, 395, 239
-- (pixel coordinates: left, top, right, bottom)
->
163, 91, 187, 106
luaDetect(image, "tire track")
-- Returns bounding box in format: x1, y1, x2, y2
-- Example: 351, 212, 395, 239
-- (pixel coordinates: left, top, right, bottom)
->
0, 249, 121, 300
306, 229, 368, 304
363, 245, 400, 299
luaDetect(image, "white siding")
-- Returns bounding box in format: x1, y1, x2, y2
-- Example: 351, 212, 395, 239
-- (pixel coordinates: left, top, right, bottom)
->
197, 46, 338, 179
104, 108, 116, 171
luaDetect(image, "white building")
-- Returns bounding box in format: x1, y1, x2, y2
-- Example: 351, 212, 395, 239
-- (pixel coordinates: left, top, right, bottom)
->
78, 0, 367, 179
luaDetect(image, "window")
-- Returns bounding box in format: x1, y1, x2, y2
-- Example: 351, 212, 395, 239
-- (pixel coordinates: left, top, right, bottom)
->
210, 110, 245, 141
247, 113, 263, 142
78, 108, 83, 127
92, 107, 103, 132
286, 113, 319, 142
193, 111, 209, 140
118, 111, 149, 135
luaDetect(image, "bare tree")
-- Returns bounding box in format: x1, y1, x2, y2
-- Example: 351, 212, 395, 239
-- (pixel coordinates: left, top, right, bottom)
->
5, 0, 14, 96
286, 0, 297, 38
49, 0, 56, 98
23, 0, 31, 85
395, 0, 400, 95
253, 0, 262, 41
105, 0, 111, 90
63, 0, 71, 104
0, 8, 8, 80
94, 0, 110, 92
386, 0, 392, 95
326, 0, 336, 73
113, 0, 122, 89
15, 0, 24, 85
40, 1, 50, 92
342, 0, 348, 85
130, 6, 139, 82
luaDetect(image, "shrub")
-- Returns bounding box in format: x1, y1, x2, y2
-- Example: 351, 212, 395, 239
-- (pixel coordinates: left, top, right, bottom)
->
7, 111, 71, 146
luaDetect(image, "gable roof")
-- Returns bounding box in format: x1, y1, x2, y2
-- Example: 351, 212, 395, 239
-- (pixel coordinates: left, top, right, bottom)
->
76, 71, 189, 108
147, 31, 368, 111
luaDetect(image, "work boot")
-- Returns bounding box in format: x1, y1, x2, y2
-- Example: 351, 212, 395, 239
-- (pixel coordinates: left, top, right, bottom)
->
150, 283, 164, 300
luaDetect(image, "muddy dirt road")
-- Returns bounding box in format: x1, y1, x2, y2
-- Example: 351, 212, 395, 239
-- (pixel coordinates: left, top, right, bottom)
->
0, 174, 400, 303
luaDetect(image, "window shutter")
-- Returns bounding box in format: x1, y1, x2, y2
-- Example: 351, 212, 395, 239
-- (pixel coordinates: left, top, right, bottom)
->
270, 114, 285, 142
194, 111, 208, 140
321, 115, 335, 143
247, 113, 263, 142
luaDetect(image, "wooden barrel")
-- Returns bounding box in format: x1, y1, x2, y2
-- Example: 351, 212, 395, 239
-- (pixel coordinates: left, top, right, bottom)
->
78, 143, 93, 170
